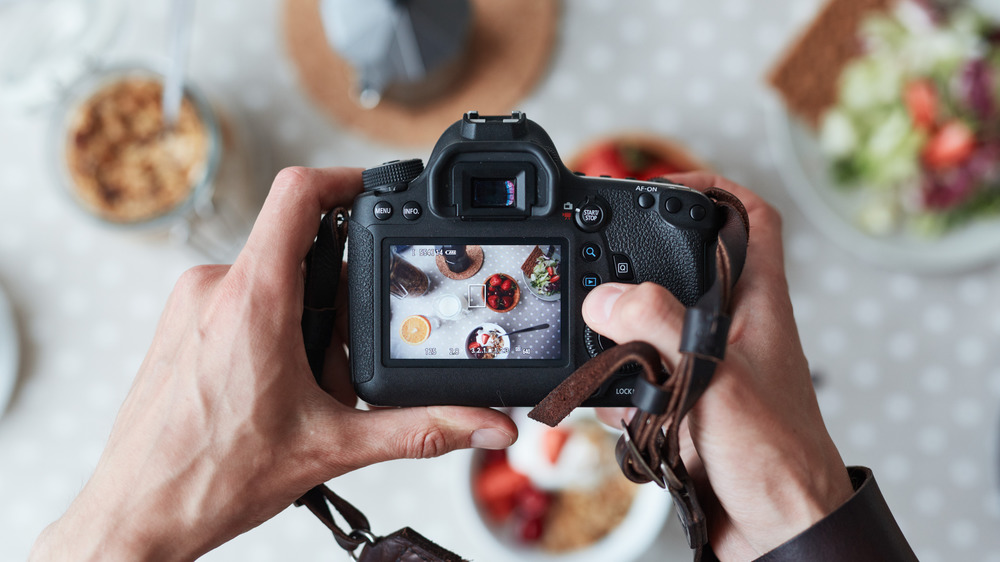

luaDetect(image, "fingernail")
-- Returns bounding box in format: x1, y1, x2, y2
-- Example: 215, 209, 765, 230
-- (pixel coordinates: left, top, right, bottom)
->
584, 284, 630, 325
471, 428, 513, 450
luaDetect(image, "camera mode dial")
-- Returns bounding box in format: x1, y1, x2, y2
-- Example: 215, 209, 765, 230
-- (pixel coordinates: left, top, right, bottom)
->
362, 159, 424, 192
584, 325, 640, 374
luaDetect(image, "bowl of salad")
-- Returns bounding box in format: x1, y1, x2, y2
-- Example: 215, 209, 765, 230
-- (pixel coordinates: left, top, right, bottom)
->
521, 245, 561, 302
768, 0, 1000, 271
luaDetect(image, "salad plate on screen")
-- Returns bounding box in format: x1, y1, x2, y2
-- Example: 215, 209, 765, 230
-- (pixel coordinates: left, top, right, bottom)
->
768, 1, 1000, 273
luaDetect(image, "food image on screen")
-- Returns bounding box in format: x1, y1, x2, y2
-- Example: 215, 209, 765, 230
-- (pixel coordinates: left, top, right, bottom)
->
388, 243, 563, 361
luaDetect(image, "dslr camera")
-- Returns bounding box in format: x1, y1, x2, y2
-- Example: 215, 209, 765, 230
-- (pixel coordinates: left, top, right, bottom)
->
349, 112, 723, 407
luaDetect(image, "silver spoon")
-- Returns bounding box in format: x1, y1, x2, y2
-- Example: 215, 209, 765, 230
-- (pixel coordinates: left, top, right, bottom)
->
502, 323, 550, 337
162, 0, 194, 129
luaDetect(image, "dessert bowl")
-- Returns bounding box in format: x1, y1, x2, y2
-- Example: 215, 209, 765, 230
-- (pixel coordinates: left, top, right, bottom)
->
454, 409, 672, 561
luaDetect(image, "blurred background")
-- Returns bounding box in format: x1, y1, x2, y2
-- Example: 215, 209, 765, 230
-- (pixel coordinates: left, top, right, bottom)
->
2, 0, 1000, 560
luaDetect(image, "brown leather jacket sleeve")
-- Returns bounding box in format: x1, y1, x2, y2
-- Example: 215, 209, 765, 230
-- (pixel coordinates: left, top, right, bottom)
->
706, 466, 917, 561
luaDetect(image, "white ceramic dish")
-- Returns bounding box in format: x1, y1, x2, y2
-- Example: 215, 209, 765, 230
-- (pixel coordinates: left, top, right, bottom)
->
765, 95, 1000, 273
465, 323, 512, 359
453, 444, 672, 562
0, 284, 19, 417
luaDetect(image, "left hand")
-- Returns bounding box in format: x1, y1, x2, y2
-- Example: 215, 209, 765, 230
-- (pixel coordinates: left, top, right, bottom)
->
30, 167, 517, 562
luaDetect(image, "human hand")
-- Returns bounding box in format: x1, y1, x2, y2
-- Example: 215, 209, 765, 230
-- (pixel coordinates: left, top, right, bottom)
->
30, 167, 517, 562
585, 173, 853, 560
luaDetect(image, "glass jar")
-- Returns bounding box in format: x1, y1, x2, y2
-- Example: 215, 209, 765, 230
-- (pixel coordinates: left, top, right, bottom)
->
49, 64, 222, 231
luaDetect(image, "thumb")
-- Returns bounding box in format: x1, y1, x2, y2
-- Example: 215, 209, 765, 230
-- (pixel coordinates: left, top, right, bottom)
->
332, 406, 517, 470
582, 282, 686, 368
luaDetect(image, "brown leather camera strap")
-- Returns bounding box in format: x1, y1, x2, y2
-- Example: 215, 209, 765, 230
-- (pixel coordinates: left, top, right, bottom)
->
529, 187, 749, 561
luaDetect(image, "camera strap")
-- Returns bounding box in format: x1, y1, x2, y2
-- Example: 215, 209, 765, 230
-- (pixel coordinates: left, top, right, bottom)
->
295, 208, 467, 562
528, 187, 750, 561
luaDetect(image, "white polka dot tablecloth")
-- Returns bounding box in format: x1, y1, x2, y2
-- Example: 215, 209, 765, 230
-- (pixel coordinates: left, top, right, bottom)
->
1, 0, 999, 560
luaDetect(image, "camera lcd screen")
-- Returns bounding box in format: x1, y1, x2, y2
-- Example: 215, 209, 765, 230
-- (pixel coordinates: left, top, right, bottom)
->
387, 243, 563, 361
471, 178, 517, 208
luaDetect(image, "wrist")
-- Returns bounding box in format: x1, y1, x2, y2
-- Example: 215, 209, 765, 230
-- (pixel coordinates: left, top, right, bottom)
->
746, 441, 854, 553
30, 481, 199, 562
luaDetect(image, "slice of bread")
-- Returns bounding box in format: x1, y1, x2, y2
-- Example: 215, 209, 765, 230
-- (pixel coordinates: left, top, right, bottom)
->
768, 0, 893, 127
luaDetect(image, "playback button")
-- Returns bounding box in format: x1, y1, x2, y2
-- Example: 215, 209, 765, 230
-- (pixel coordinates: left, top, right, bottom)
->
581, 273, 601, 290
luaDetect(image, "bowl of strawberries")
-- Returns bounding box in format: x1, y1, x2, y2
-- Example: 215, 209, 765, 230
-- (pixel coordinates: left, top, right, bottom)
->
566, 133, 706, 180
484, 272, 520, 313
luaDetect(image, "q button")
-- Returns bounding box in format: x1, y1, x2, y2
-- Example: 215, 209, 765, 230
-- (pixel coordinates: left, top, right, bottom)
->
581, 243, 602, 262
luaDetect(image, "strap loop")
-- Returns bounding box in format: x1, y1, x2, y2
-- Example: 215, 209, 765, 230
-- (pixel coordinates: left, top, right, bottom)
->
631, 376, 673, 416
679, 308, 731, 360
301, 307, 337, 350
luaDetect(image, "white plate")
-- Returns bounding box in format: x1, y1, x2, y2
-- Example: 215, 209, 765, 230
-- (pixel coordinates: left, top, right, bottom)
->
0, 284, 19, 417
765, 95, 1000, 273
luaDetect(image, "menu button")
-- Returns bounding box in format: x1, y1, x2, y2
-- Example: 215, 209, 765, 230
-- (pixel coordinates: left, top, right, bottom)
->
373, 201, 393, 220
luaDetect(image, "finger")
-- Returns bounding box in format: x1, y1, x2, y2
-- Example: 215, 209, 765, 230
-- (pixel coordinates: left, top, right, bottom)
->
666, 172, 786, 278
326, 406, 517, 471
594, 407, 635, 429
582, 282, 686, 369
236, 167, 363, 287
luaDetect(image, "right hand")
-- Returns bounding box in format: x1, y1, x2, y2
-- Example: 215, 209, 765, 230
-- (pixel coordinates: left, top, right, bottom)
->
584, 173, 853, 560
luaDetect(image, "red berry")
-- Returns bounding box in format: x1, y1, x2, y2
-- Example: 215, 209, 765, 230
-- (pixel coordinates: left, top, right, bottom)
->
483, 497, 515, 522
481, 449, 507, 468
639, 162, 683, 180
501, 296, 513, 309
501, 279, 513, 292
576, 142, 629, 178
487, 295, 500, 309
488, 274, 502, 287
515, 487, 551, 519
474, 462, 530, 506
518, 517, 545, 543
542, 428, 571, 464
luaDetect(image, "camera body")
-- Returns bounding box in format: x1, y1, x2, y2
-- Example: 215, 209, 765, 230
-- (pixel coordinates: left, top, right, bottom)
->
348, 112, 721, 407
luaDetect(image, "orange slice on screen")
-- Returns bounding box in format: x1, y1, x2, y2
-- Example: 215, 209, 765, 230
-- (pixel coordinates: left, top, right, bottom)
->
400, 315, 432, 344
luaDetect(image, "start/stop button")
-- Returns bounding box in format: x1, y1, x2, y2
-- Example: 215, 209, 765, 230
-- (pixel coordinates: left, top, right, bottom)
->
575, 199, 607, 232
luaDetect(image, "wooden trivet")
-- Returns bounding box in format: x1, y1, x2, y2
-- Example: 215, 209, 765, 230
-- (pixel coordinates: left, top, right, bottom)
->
282, 0, 559, 146
436, 245, 484, 280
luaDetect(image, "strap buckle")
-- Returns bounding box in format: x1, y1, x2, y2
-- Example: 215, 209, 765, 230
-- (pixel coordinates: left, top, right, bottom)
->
616, 420, 665, 487
615, 421, 708, 550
